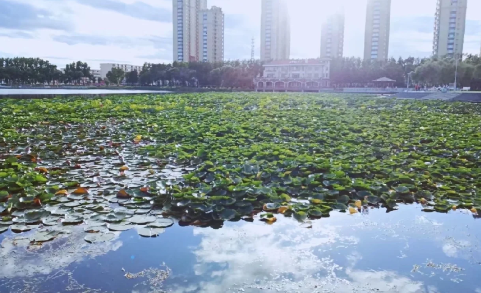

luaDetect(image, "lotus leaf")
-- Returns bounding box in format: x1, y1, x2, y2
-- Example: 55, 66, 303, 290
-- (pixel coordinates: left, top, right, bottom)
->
128, 215, 156, 224
10, 225, 33, 233
1, 93, 481, 232
146, 218, 174, 228
84, 232, 116, 243
62, 216, 84, 225
217, 209, 236, 221
108, 224, 135, 231
294, 211, 307, 222
30, 230, 61, 243
263, 203, 281, 212
0, 226, 9, 234
137, 227, 165, 237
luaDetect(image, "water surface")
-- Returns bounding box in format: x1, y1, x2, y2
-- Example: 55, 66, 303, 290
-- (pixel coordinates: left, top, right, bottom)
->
1, 205, 480, 293
0, 89, 169, 97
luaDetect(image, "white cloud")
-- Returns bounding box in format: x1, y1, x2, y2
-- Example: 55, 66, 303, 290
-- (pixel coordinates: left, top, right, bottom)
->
0, 0, 480, 68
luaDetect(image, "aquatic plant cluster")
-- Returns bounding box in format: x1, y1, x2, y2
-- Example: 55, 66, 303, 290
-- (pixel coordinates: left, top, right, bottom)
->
0, 93, 480, 235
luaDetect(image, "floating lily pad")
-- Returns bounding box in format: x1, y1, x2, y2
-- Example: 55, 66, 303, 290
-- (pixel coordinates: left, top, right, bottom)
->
146, 218, 174, 228
84, 224, 106, 233
128, 215, 156, 224
218, 209, 236, 221
10, 225, 33, 233
63, 201, 81, 208
137, 227, 165, 237
134, 209, 151, 215
308, 209, 323, 218
62, 216, 84, 225
84, 232, 116, 243
263, 203, 281, 212
72, 187, 89, 195
117, 189, 132, 199
22, 210, 50, 224
104, 213, 128, 223
293, 211, 307, 222
0, 226, 8, 234
30, 230, 60, 243
51, 208, 71, 216
42, 216, 61, 226
108, 224, 135, 231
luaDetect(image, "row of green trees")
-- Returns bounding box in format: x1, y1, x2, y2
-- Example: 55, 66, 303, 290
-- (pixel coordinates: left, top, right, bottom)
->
330, 54, 481, 88
0, 58, 95, 85
134, 60, 264, 88
1, 55, 480, 88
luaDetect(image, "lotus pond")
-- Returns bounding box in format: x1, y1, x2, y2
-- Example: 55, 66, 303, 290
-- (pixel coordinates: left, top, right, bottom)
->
0, 93, 480, 292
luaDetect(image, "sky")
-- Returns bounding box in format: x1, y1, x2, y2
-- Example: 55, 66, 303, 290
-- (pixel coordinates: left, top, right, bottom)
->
0, 0, 480, 69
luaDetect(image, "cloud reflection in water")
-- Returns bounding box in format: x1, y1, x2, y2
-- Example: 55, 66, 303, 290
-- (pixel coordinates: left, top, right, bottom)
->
171, 215, 436, 293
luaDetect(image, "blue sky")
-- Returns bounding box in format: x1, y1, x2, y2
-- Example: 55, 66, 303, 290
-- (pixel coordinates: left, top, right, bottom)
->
0, 0, 480, 69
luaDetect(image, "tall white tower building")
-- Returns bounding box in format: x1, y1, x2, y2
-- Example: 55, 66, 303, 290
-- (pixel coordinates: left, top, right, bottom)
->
260, 0, 290, 61
321, 11, 345, 59
432, 0, 468, 58
198, 6, 224, 62
363, 0, 392, 61
173, 0, 207, 62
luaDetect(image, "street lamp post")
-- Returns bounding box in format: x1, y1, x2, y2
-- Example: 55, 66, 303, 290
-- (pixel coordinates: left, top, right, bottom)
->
454, 53, 459, 91
406, 71, 414, 90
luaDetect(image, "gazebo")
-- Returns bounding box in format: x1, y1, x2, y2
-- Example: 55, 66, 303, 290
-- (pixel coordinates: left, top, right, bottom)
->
373, 77, 396, 88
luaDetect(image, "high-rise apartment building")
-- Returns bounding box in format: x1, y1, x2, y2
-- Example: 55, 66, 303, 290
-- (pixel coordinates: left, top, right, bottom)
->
363, 0, 391, 61
321, 12, 345, 59
173, 0, 207, 62
198, 6, 224, 62
432, 0, 467, 58
260, 0, 290, 60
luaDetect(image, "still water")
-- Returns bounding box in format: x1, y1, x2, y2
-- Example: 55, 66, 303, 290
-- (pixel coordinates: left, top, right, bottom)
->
0, 89, 169, 97
1, 205, 480, 293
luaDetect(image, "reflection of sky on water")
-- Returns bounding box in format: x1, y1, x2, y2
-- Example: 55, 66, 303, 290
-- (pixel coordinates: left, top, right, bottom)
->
0, 205, 480, 292
0, 227, 122, 279
169, 206, 481, 293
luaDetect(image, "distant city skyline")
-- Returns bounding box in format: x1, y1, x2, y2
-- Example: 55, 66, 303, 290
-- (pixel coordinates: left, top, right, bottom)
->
0, 0, 480, 68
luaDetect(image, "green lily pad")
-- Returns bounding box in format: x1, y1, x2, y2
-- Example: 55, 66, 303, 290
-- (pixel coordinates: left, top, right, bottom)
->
10, 225, 33, 233
137, 227, 165, 237
42, 216, 61, 226
294, 211, 307, 222
218, 209, 236, 221
146, 218, 174, 228
30, 230, 61, 243
0, 226, 9, 234
128, 215, 156, 224
263, 203, 281, 211
308, 209, 323, 218
395, 186, 410, 194
108, 224, 135, 231
84, 232, 116, 243
24, 210, 50, 224
62, 216, 84, 225
84, 224, 106, 233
